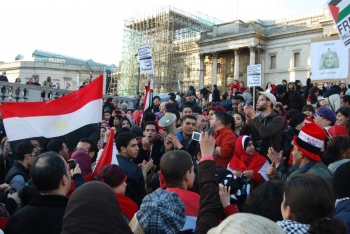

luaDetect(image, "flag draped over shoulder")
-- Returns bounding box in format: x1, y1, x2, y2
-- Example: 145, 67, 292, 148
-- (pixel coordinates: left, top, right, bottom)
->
1, 75, 103, 142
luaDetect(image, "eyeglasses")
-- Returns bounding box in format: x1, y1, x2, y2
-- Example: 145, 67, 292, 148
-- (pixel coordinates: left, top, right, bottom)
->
321, 104, 330, 107
257, 99, 266, 102
30, 153, 38, 157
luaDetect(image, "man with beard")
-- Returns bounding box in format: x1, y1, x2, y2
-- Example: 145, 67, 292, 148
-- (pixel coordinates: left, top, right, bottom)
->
133, 122, 164, 172
164, 115, 198, 158
242, 92, 284, 159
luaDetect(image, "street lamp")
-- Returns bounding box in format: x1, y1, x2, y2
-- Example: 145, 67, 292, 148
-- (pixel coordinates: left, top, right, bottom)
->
135, 53, 140, 95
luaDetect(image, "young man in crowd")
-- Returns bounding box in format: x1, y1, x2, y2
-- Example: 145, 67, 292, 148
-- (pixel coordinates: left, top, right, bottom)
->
210, 112, 237, 169
164, 115, 199, 158
116, 132, 153, 206
243, 92, 284, 159
133, 121, 164, 172
161, 150, 199, 231
4, 142, 36, 192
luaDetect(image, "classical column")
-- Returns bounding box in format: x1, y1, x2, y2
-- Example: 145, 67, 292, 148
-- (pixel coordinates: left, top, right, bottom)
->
249, 46, 255, 65
199, 53, 205, 88
234, 50, 240, 81
212, 52, 218, 85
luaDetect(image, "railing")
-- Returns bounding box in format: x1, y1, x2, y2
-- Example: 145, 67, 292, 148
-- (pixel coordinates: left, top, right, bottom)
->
0, 82, 136, 108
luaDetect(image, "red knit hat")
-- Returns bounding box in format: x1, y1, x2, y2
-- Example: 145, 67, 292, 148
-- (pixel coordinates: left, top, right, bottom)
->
293, 123, 326, 161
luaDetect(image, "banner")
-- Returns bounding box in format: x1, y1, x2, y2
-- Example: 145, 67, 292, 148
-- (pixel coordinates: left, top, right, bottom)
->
310, 40, 349, 80
138, 45, 154, 74
247, 64, 261, 87
327, 0, 350, 48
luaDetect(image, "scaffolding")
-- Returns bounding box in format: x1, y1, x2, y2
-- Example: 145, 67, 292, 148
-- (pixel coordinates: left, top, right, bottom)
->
115, 6, 223, 96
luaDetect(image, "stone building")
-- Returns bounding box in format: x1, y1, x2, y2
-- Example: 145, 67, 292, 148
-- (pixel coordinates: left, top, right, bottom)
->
0, 50, 116, 92
197, 8, 343, 92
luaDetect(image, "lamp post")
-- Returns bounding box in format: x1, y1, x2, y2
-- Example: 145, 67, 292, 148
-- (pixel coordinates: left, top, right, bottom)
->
135, 53, 140, 95
252, 40, 262, 110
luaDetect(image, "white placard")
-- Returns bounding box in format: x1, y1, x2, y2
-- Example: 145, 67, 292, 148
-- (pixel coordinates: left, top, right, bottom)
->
138, 45, 154, 74
310, 40, 349, 80
247, 64, 261, 87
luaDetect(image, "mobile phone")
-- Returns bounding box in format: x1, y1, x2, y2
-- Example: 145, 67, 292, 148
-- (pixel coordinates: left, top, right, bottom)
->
68, 159, 76, 170
192, 132, 201, 141
115, 110, 121, 115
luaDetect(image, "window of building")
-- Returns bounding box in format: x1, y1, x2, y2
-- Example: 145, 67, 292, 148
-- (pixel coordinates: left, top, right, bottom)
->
217, 63, 221, 74
271, 56, 276, 69
294, 52, 300, 67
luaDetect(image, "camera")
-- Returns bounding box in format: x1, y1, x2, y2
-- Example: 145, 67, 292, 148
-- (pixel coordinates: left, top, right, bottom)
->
191, 132, 201, 141
68, 159, 76, 170
255, 140, 266, 153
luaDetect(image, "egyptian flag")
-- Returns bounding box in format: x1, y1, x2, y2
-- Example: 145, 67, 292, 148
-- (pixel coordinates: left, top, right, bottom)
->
0, 75, 103, 150
94, 128, 118, 172
143, 78, 153, 112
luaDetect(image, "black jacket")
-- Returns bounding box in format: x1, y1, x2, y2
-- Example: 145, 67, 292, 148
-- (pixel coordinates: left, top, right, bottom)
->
5, 194, 69, 234
241, 110, 284, 159
4, 161, 30, 184
133, 139, 164, 171
117, 155, 146, 206
0, 76, 8, 82
213, 89, 220, 102
280, 127, 299, 163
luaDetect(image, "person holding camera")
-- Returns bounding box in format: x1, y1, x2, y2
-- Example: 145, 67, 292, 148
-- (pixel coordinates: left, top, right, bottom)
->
242, 92, 284, 159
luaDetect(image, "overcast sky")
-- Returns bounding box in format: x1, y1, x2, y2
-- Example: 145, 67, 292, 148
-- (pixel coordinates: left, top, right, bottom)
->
1, 0, 326, 65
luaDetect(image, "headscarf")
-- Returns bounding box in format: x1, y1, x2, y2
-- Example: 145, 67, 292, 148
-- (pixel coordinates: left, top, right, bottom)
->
62, 181, 132, 234
71, 151, 92, 176
228, 135, 266, 171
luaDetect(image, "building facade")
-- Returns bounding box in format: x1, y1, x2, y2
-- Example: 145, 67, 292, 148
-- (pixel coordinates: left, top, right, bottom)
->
197, 8, 342, 92
0, 50, 116, 93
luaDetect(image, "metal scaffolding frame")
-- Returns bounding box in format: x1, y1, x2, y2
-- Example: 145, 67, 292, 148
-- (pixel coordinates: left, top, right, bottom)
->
115, 6, 222, 95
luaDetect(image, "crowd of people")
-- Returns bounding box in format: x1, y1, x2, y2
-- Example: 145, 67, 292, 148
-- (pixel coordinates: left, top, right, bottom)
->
0, 71, 70, 90
1, 74, 350, 233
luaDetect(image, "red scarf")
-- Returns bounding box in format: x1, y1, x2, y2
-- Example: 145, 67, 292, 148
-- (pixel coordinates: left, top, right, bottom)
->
228, 135, 266, 171
115, 193, 139, 221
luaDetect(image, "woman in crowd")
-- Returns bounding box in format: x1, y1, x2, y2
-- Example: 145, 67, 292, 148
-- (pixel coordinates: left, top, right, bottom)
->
233, 113, 245, 137
97, 126, 107, 149
14, 78, 21, 83
277, 174, 346, 234
265, 82, 276, 93
307, 87, 321, 109
94, 164, 138, 223
335, 107, 350, 135
302, 104, 315, 119
313, 107, 336, 132
324, 136, 350, 174
239, 81, 247, 93
0, 137, 14, 170
118, 116, 132, 129
62, 182, 132, 234
287, 82, 296, 93
227, 135, 270, 195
